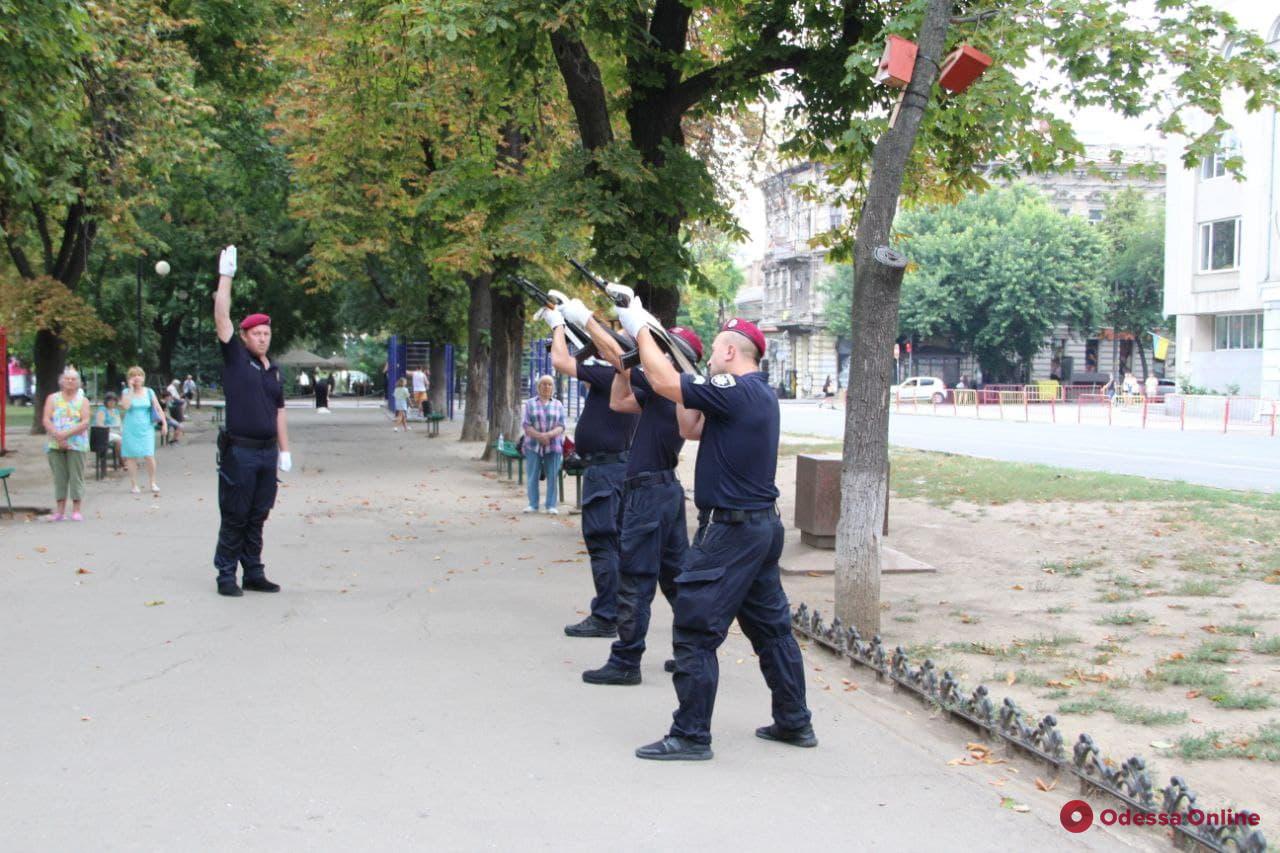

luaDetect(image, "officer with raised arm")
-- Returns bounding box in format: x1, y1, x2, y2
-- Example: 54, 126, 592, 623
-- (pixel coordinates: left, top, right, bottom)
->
614, 303, 814, 761
211, 245, 292, 597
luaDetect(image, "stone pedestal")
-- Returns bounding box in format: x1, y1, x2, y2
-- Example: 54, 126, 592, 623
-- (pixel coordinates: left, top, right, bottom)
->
794, 453, 842, 549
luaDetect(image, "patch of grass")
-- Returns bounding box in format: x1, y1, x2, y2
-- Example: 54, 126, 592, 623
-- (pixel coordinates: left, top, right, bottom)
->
1042, 688, 1072, 700
1177, 722, 1280, 762
1216, 623, 1262, 637
1046, 604, 1073, 615
778, 441, 845, 457
948, 609, 982, 625
1188, 638, 1240, 664
1097, 610, 1153, 626
1211, 691, 1273, 711
947, 635, 1079, 662
1041, 557, 1104, 578
1176, 553, 1225, 575
1252, 636, 1280, 655
1170, 578, 1233, 597
4, 406, 35, 430
1148, 662, 1228, 691
904, 641, 944, 660
1235, 610, 1273, 622
1058, 692, 1188, 726
892, 615, 918, 623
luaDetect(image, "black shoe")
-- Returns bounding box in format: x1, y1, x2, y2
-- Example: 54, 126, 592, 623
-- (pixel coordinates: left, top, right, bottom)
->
755, 722, 818, 748
582, 664, 640, 686
242, 576, 281, 593
564, 615, 617, 638
217, 581, 243, 597
635, 736, 712, 761
664, 659, 676, 673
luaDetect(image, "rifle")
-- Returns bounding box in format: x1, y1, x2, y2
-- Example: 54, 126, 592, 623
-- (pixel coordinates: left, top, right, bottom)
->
510, 275, 597, 363
565, 258, 699, 374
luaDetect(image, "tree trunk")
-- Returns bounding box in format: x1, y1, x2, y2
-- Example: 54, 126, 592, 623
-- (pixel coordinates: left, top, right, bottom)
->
1136, 337, 1149, 380
485, 285, 525, 460
31, 329, 68, 435
155, 313, 184, 383
460, 272, 492, 442
834, 0, 952, 636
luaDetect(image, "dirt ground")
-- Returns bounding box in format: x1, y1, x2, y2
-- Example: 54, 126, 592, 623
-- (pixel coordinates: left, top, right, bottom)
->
774, 466, 1280, 823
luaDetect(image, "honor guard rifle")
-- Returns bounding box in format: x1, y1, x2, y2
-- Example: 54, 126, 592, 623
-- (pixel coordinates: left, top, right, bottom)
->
511, 274, 597, 363
566, 258, 700, 374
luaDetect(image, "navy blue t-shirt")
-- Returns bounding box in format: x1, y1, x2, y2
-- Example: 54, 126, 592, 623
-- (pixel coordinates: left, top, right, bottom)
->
680, 370, 779, 510
220, 334, 284, 440
573, 363, 637, 455
626, 368, 683, 477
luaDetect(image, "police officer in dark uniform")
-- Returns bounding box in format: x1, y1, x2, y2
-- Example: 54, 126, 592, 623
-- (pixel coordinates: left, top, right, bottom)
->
616, 308, 814, 760
537, 306, 638, 638
560, 295, 702, 686
212, 245, 292, 597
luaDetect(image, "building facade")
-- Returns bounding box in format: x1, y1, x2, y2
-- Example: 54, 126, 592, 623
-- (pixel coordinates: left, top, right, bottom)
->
1163, 6, 1280, 398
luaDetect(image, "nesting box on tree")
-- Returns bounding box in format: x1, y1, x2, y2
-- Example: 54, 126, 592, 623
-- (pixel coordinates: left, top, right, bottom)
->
938, 44, 993, 93
874, 35, 917, 88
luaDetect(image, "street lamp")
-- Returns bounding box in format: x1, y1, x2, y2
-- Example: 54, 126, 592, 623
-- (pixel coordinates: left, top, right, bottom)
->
137, 256, 169, 363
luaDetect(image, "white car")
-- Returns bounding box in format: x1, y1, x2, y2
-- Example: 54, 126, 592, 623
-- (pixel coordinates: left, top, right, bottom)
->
890, 376, 947, 404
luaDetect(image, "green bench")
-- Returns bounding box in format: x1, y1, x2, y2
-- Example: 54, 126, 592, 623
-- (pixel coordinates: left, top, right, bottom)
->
494, 439, 524, 481
426, 412, 446, 437
0, 467, 13, 516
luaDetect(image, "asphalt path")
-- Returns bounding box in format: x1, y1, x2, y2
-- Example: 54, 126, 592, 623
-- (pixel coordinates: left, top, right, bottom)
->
780, 404, 1280, 493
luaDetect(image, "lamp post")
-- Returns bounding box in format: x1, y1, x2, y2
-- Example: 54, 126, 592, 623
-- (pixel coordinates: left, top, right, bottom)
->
137, 257, 170, 364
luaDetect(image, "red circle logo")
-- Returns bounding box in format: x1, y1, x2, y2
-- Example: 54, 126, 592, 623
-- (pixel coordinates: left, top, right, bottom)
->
1060, 800, 1094, 833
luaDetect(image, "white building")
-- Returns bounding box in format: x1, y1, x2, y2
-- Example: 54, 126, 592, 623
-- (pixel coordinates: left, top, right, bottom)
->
1163, 8, 1280, 398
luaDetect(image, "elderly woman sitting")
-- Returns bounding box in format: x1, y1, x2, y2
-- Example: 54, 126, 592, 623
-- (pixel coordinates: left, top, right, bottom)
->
522, 374, 566, 515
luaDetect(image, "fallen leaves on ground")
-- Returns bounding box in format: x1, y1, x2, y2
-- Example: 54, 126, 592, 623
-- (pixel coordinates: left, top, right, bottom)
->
144, 600, 165, 607
75, 568, 92, 575
1035, 778, 1057, 792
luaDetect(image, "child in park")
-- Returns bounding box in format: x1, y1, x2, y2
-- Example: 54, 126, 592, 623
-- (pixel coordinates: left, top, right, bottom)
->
393, 377, 411, 431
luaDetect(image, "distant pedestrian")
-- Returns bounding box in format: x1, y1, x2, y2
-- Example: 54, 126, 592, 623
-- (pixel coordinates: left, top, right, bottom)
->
393, 377, 411, 431
43, 367, 91, 521
120, 366, 166, 494
1144, 374, 1158, 399
95, 392, 123, 456
182, 374, 197, 402
412, 366, 430, 417
160, 389, 186, 443
1101, 372, 1116, 401
1122, 371, 1140, 396
314, 372, 331, 413
522, 375, 566, 514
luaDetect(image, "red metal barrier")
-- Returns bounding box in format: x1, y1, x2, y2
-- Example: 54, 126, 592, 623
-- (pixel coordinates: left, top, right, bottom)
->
1223, 397, 1230, 434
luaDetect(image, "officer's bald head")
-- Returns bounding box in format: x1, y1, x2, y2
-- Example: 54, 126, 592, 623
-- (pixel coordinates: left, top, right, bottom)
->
709, 331, 760, 376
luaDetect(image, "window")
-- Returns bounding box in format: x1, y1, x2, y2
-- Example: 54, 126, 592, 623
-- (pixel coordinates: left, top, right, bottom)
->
1088, 208, 1104, 223
1214, 313, 1263, 350
1199, 218, 1240, 272
1085, 339, 1099, 372
1058, 207, 1071, 216
828, 207, 844, 231
1200, 151, 1228, 180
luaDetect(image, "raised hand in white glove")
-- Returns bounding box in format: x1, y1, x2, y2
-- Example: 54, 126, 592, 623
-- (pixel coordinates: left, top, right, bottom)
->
218, 245, 237, 278
617, 302, 658, 339
559, 298, 594, 328
605, 282, 634, 307
535, 307, 565, 330
278, 451, 292, 473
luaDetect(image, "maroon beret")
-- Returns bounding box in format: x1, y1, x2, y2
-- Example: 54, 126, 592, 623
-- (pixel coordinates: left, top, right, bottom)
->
667, 326, 704, 362
722, 318, 766, 357
240, 313, 271, 331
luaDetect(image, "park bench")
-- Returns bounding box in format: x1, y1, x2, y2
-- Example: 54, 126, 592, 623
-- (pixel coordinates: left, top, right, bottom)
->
209, 401, 225, 425
426, 412, 446, 437
494, 439, 524, 481
0, 467, 12, 516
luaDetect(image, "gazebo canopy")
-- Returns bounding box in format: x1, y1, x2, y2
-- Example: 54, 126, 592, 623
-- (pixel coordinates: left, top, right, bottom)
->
274, 348, 329, 368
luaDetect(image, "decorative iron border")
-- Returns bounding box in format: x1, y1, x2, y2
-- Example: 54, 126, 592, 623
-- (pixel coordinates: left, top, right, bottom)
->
791, 603, 1267, 852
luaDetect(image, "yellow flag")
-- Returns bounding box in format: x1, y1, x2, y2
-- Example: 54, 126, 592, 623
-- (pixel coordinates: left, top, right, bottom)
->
1152, 333, 1170, 361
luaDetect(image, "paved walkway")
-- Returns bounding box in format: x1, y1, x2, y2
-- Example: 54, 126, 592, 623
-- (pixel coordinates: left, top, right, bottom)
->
0, 410, 1150, 851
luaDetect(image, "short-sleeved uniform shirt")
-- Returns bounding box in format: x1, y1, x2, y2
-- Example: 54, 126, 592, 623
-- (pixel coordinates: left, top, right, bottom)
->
679, 370, 779, 511
574, 363, 637, 455
626, 368, 683, 477
220, 335, 284, 440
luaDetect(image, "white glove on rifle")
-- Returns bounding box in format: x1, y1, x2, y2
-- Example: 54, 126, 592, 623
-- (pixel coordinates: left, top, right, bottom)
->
559, 298, 594, 329
219, 245, 237, 278
617, 300, 658, 340
605, 282, 634, 307
535, 307, 565, 330
278, 451, 292, 473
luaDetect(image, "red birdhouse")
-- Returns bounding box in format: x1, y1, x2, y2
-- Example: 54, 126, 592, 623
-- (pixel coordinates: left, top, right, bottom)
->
875, 35, 917, 89
938, 44, 993, 93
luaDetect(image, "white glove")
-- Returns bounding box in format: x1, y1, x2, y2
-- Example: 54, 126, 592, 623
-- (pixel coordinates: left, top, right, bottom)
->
617, 303, 658, 339
218, 245, 237, 278
547, 288, 572, 306
560, 298, 593, 328
605, 282, 634, 306
278, 451, 292, 473
612, 292, 641, 319
536, 307, 565, 330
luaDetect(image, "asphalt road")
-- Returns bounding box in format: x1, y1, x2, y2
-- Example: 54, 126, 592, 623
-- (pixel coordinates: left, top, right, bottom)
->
781, 404, 1280, 493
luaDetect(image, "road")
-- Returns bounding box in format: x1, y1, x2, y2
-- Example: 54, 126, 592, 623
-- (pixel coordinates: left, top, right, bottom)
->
0, 409, 1145, 851
781, 404, 1280, 493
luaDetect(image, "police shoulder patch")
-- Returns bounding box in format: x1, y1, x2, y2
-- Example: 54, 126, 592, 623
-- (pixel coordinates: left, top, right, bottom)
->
711, 373, 736, 388
691, 374, 708, 385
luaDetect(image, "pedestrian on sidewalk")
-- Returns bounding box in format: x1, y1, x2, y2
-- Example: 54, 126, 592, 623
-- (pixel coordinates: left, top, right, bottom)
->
314, 372, 331, 413
393, 377, 411, 431
42, 367, 91, 521
617, 308, 814, 762
211, 245, 292, 597
120, 366, 166, 494
538, 306, 637, 640
559, 293, 700, 682
412, 366, 430, 417
521, 375, 566, 514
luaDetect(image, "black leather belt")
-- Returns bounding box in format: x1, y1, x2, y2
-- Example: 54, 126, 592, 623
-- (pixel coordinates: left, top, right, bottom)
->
625, 469, 678, 489
584, 451, 628, 467
699, 506, 779, 524
225, 432, 277, 450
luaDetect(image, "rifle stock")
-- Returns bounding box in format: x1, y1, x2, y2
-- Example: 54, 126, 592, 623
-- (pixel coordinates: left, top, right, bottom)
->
510, 275, 597, 362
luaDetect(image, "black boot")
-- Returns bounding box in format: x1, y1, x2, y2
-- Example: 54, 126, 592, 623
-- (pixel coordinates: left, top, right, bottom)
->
635, 736, 712, 761
582, 664, 640, 686
242, 575, 281, 593
564, 615, 617, 638
755, 722, 818, 748
217, 577, 243, 597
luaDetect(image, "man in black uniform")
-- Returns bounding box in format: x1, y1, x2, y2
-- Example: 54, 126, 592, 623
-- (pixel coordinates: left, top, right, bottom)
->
537, 307, 638, 638
560, 296, 702, 686
212, 245, 292, 597
616, 309, 814, 760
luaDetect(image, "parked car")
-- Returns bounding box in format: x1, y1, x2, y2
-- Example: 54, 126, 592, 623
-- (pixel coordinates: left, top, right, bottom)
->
890, 375, 947, 404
